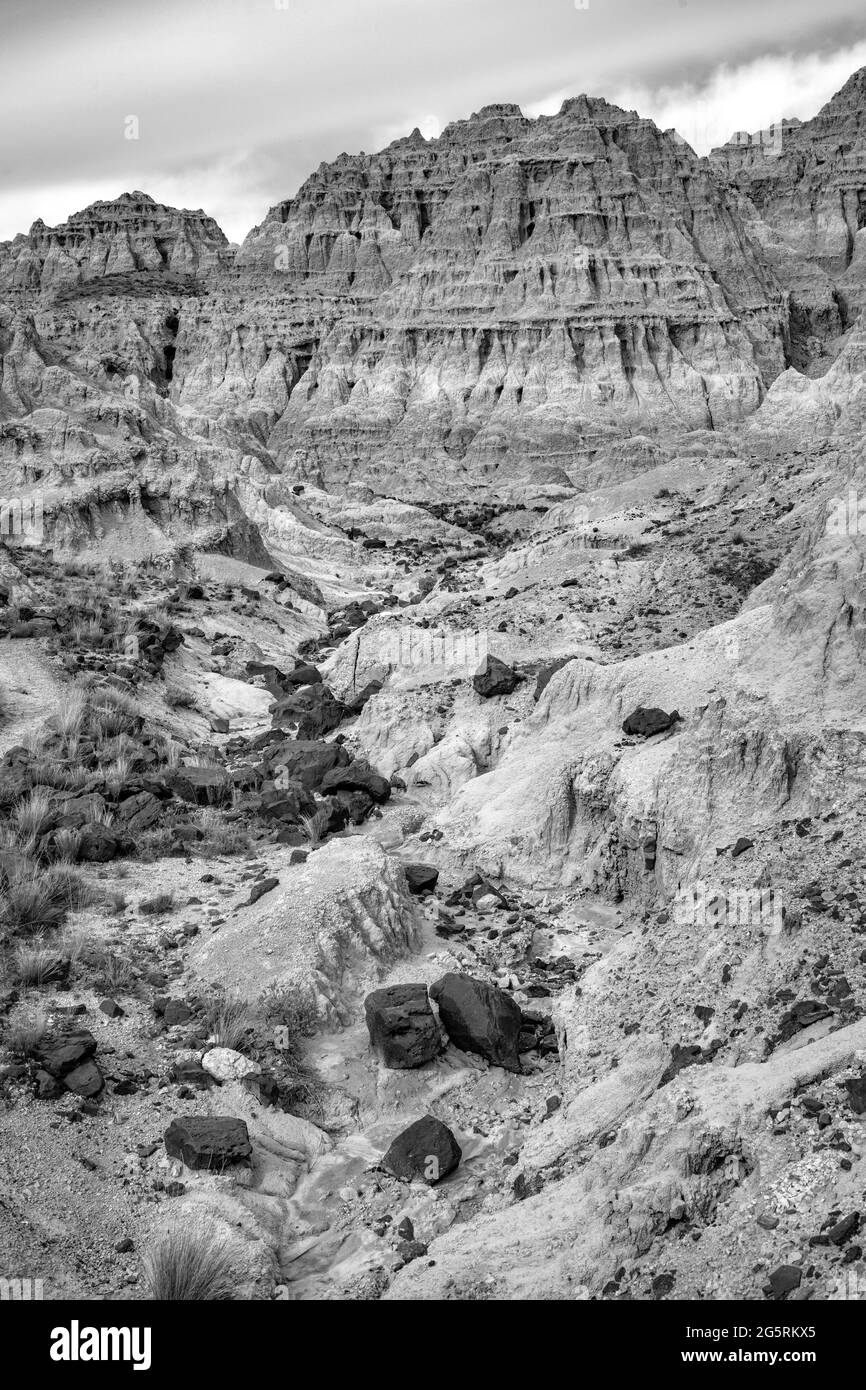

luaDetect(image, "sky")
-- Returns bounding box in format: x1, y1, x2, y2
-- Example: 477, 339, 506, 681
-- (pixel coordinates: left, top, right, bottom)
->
1, 0, 865, 245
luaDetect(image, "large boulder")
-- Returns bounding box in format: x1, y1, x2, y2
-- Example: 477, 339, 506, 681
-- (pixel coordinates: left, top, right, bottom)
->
429, 973, 523, 1072
163, 1116, 252, 1170
271, 684, 345, 738
78, 822, 125, 862
259, 780, 316, 823
320, 761, 391, 803
382, 1115, 461, 1184
282, 663, 323, 688
268, 739, 346, 791
114, 790, 162, 833
621, 706, 680, 737
473, 655, 519, 698
365, 984, 441, 1069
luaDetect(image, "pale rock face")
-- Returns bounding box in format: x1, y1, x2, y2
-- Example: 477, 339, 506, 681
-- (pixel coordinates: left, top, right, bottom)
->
710, 70, 866, 373
189, 839, 421, 1027
0, 191, 233, 291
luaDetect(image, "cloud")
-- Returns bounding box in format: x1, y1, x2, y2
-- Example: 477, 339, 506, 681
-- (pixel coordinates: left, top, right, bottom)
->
1, 1, 864, 243
608, 41, 866, 152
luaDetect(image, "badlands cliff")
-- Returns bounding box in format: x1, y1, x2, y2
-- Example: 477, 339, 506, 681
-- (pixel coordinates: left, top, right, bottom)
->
0, 69, 866, 1303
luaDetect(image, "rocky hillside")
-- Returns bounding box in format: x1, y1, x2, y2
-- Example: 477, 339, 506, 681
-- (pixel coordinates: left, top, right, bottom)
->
1, 67, 866, 1305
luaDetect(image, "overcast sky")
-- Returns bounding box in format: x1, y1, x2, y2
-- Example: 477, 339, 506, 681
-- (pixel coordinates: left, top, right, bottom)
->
2, 0, 865, 244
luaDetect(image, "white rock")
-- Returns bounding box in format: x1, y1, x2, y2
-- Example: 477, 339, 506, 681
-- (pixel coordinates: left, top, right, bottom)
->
201, 1047, 261, 1083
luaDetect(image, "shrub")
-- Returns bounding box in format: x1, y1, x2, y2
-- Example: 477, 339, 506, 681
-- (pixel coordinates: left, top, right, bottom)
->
40, 863, 99, 912
195, 808, 250, 857
0, 871, 66, 931
50, 828, 81, 862
300, 808, 330, 847
54, 689, 87, 744
138, 827, 178, 859
204, 994, 250, 1050
92, 948, 135, 994
165, 686, 196, 710
13, 941, 65, 987
4, 1010, 49, 1058
143, 1228, 236, 1301
259, 980, 317, 1037
14, 789, 54, 842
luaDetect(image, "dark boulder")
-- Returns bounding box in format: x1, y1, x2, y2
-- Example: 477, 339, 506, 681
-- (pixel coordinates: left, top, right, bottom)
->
429, 973, 522, 1072
78, 822, 125, 862
364, 984, 442, 1069
271, 684, 345, 739
282, 663, 322, 688
320, 761, 391, 804
473, 655, 519, 698
621, 707, 680, 737
35, 1030, 104, 1096
114, 791, 162, 833
382, 1115, 461, 1184
35, 1030, 97, 1077
63, 1059, 104, 1098
404, 863, 439, 895
163, 1117, 252, 1170
268, 739, 345, 791
259, 780, 316, 824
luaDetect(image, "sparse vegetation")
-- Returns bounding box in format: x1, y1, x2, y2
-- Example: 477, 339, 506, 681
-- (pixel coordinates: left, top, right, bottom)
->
165, 685, 196, 709
143, 1227, 237, 1301
92, 948, 135, 994
195, 808, 250, 856
4, 1011, 49, 1059
13, 940, 65, 987
204, 993, 251, 1050
0, 871, 67, 931
300, 808, 330, 847
138, 827, 178, 860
